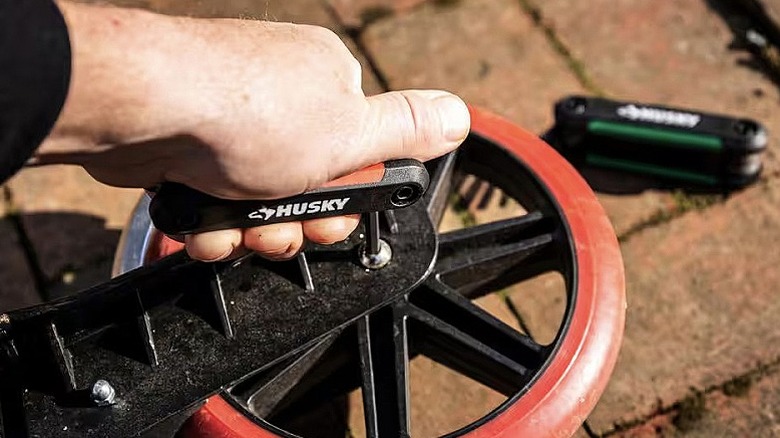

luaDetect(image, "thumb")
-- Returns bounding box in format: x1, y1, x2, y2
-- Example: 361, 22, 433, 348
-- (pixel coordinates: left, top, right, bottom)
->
360, 89, 470, 165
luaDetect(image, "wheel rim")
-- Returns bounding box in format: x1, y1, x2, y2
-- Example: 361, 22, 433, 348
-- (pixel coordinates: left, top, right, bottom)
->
114, 106, 625, 438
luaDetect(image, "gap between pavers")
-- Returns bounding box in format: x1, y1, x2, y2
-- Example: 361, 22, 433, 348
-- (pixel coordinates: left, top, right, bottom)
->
327, 0, 431, 29
611, 363, 780, 437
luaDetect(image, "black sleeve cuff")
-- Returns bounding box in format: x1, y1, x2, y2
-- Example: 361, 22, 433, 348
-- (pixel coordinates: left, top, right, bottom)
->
0, 0, 71, 183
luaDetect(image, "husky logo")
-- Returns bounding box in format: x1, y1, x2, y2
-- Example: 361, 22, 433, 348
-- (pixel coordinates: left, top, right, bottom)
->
616, 104, 701, 128
251, 206, 275, 221
248, 198, 351, 221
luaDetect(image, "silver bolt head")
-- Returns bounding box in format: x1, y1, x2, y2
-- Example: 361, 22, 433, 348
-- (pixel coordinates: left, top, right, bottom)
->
359, 239, 393, 270
90, 380, 116, 406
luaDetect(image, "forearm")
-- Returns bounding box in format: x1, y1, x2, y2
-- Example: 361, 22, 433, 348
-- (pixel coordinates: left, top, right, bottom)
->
36, 1, 202, 164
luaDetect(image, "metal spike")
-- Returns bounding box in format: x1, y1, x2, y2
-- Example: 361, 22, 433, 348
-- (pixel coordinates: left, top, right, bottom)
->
135, 291, 158, 367
384, 210, 399, 234
297, 253, 314, 292
210, 266, 234, 339
46, 322, 76, 391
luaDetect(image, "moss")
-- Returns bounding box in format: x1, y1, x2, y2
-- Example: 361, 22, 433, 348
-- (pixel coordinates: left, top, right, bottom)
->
449, 192, 477, 227
722, 374, 752, 397
618, 191, 724, 243
517, 0, 606, 96
617, 208, 674, 243
671, 191, 723, 213
672, 390, 707, 432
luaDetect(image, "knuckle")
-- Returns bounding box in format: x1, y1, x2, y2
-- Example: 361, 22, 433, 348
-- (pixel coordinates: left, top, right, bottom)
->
396, 92, 423, 150
317, 26, 343, 45
302, 24, 342, 45
347, 55, 362, 80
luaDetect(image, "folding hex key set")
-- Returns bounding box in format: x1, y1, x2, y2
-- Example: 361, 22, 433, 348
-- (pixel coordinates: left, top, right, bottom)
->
0, 108, 626, 437
550, 96, 768, 190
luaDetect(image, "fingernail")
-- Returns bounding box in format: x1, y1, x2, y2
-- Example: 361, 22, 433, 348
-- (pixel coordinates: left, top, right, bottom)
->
435, 95, 470, 143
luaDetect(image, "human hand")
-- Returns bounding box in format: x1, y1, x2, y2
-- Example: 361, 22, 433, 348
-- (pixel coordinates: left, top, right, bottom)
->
38, 2, 470, 261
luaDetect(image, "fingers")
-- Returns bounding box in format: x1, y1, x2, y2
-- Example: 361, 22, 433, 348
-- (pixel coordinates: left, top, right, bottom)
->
186, 224, 302, 262
185, 229, 243, 262
185, 216, 359, 262
242, 222, 304, 261
303, 214, 360, 244
361, 90, 470, 165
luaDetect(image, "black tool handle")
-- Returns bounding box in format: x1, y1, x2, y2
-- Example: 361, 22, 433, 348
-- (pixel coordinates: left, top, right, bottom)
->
149, 159, 429, 235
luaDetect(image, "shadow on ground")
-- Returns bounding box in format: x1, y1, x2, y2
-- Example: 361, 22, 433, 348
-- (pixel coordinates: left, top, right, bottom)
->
9, 212, 123, 304
703, 0, 780, 90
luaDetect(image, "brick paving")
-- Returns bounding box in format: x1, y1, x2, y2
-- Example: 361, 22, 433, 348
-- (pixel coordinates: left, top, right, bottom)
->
613, 364, 780, 437
2, 0, 780, 436
362, 0, 583, 134
360, 0, 684, 237
588, 176, 780, 434
536, 0, 780, 175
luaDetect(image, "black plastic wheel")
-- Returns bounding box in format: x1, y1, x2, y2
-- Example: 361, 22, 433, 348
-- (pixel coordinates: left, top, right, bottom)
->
120, 107, 625, 438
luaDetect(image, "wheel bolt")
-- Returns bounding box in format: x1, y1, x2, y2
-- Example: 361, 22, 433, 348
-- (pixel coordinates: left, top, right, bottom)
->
90, 379, 116, 406
359, 239, 392, 270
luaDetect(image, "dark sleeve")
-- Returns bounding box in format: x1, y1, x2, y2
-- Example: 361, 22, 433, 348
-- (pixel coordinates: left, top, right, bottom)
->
0, 0, 71, 183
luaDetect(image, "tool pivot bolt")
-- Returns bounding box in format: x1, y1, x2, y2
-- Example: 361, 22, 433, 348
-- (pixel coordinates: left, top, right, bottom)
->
391, 185, 419, 207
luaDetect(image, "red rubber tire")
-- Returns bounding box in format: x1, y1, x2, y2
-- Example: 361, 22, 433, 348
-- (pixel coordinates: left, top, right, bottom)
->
152, 107, 626, 438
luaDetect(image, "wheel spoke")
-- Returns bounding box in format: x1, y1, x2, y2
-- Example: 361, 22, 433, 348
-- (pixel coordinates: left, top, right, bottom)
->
415, 280, 545, 367
358, 306, 411, 438
230, 333, 340, 418
436, 213, 558, 295
424, 151, 460, 227
439, 211, 546, 256
404, 281, 545, 395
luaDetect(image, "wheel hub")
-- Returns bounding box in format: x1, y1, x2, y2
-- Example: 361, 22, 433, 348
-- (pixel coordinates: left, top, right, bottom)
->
281, 199, 436, 294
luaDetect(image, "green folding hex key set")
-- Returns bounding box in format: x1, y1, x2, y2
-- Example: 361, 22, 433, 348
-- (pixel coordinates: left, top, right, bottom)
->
551, 96, 769, 190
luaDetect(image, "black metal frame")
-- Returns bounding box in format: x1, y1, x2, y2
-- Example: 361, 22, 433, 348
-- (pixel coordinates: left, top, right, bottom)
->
0, 133, 578, 438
